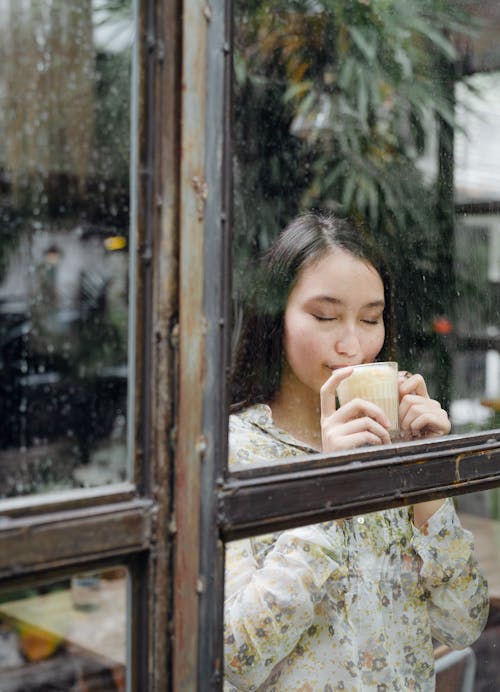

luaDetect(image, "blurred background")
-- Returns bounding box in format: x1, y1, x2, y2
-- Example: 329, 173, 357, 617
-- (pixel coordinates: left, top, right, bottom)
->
231, 0, 500, 441
230, 7, 500, 686
0, 0, 132, 498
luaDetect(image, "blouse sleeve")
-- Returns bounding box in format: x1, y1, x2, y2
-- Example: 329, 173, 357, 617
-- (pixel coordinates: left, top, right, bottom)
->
410, 498, 489, 648
224, 522, 347, 690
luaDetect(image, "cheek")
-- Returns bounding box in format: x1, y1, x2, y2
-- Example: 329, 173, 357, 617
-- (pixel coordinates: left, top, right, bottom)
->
365, 327, 385, 359
284, 324, 325, 371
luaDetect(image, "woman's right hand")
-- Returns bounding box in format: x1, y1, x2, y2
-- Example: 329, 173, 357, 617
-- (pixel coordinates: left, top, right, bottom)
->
319, 367, 391, 452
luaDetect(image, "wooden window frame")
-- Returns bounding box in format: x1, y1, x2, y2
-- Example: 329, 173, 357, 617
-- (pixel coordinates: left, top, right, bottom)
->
0, 1, 179, 689
171, 1, 500, 689
1, 2, 500, 691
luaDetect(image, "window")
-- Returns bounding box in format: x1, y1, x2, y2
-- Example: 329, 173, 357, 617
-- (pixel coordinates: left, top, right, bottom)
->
171, 0, 500, 688
1, 1, 500, 690
0, 1, 172, 688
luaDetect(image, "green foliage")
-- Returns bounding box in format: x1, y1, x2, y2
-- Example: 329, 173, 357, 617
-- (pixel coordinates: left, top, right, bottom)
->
233, 0, 476, 372
93, 50, 131, 189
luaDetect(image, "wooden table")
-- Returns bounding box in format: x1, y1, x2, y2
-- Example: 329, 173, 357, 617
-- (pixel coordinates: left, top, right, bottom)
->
459, 512, 500, 608
0, 575, 126, 666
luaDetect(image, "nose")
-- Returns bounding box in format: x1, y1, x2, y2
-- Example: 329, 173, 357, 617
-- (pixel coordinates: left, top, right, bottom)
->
334, 325, 360, 358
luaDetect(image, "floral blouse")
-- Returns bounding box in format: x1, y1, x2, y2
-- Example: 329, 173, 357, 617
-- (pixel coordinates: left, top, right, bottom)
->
224, 405, 489, 691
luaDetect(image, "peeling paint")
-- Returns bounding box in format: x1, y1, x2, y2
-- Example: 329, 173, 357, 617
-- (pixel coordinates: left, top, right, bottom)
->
203, 4, 213, 22
192, 175, 209, 221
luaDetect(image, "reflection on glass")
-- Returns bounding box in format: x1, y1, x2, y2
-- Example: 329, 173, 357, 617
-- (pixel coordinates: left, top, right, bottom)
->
0, 566, 127, 690
232, 0, 500, 438
224, 501, 490, 689
230, 212, 451, 471
455, 490, 500, 689
0, 1, 133, 497
228, 2, 500, 688
452, 70, 500, 434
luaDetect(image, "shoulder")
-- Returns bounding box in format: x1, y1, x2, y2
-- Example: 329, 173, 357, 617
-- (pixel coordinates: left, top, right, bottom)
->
228, 405, 298, 470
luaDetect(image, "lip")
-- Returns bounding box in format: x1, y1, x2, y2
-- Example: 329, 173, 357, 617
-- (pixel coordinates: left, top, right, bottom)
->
325, 364, 358, 371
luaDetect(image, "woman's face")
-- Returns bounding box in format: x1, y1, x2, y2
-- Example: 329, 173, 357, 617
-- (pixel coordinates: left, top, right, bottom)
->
282, 248, 386, 398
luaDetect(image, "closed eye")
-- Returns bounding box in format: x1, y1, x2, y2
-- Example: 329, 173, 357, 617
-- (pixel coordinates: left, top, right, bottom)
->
362, 319, 380, 325
312, 315, 336, 322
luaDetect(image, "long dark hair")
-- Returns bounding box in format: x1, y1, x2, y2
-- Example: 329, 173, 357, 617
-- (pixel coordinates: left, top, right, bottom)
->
231, 211, 395, 411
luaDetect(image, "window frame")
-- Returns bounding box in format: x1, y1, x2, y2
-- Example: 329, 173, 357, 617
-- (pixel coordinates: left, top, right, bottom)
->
169, 0, 500, 689
1, 1, 500, 691
0, 1, 178, 689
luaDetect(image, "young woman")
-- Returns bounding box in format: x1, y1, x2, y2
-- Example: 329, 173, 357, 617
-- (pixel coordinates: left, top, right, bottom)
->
224, 212, 488, 691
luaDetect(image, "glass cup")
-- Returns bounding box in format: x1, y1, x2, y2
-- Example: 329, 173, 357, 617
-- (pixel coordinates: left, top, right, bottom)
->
70, 573, 101, 612
336, 362, 400, 439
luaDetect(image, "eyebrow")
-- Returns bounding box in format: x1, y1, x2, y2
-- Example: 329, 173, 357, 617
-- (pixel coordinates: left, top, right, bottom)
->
308, 295, 385, 309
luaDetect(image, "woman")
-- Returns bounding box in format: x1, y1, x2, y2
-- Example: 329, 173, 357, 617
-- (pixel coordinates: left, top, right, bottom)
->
224, 212, 488, 691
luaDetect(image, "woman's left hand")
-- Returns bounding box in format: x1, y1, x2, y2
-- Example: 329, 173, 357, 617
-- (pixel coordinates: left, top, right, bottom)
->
398, 372, 451, 439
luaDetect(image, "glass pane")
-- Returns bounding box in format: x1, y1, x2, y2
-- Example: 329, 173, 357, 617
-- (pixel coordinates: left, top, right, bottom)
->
455, 490, 500, 690
230, 0, 500, 476
452, 70, 500, 434
0, 566, 127, 690
224, 491, 500, 689
0, 1, 134, 497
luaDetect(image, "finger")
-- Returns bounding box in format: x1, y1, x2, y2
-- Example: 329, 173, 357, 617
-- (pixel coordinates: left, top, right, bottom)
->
408, 412, 444, 437
400, 407, 450, 437
321, 415, 392, 452
399, 394, 440, 422
334, 398, 391, 429
398, 370, 413, 380
322, 427, 389, 452
332, 431, 387, 450
398, 373, 428, 398
320, 366, 354, 419
340, 416, 392, 444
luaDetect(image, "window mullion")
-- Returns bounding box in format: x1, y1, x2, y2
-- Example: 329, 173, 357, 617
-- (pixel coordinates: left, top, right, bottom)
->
171, 0, 209, 686
197, 0, 232, 687
0, 498, 154, 581
221, 438, 500, 540
0, 483, 136, 518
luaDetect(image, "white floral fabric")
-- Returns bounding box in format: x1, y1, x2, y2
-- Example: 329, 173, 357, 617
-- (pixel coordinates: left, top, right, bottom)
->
224, 405, 489, 691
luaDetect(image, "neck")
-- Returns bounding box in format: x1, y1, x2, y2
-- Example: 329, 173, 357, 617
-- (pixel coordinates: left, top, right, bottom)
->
269, 370, 322, 450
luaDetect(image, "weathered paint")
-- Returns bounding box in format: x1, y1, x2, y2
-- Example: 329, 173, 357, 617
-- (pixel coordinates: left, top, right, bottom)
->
0, 498, 153, 579
196, 0, 232, 685
172, 0, 208, 688
221, 433, 500, 540
141, 0, 183, 688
